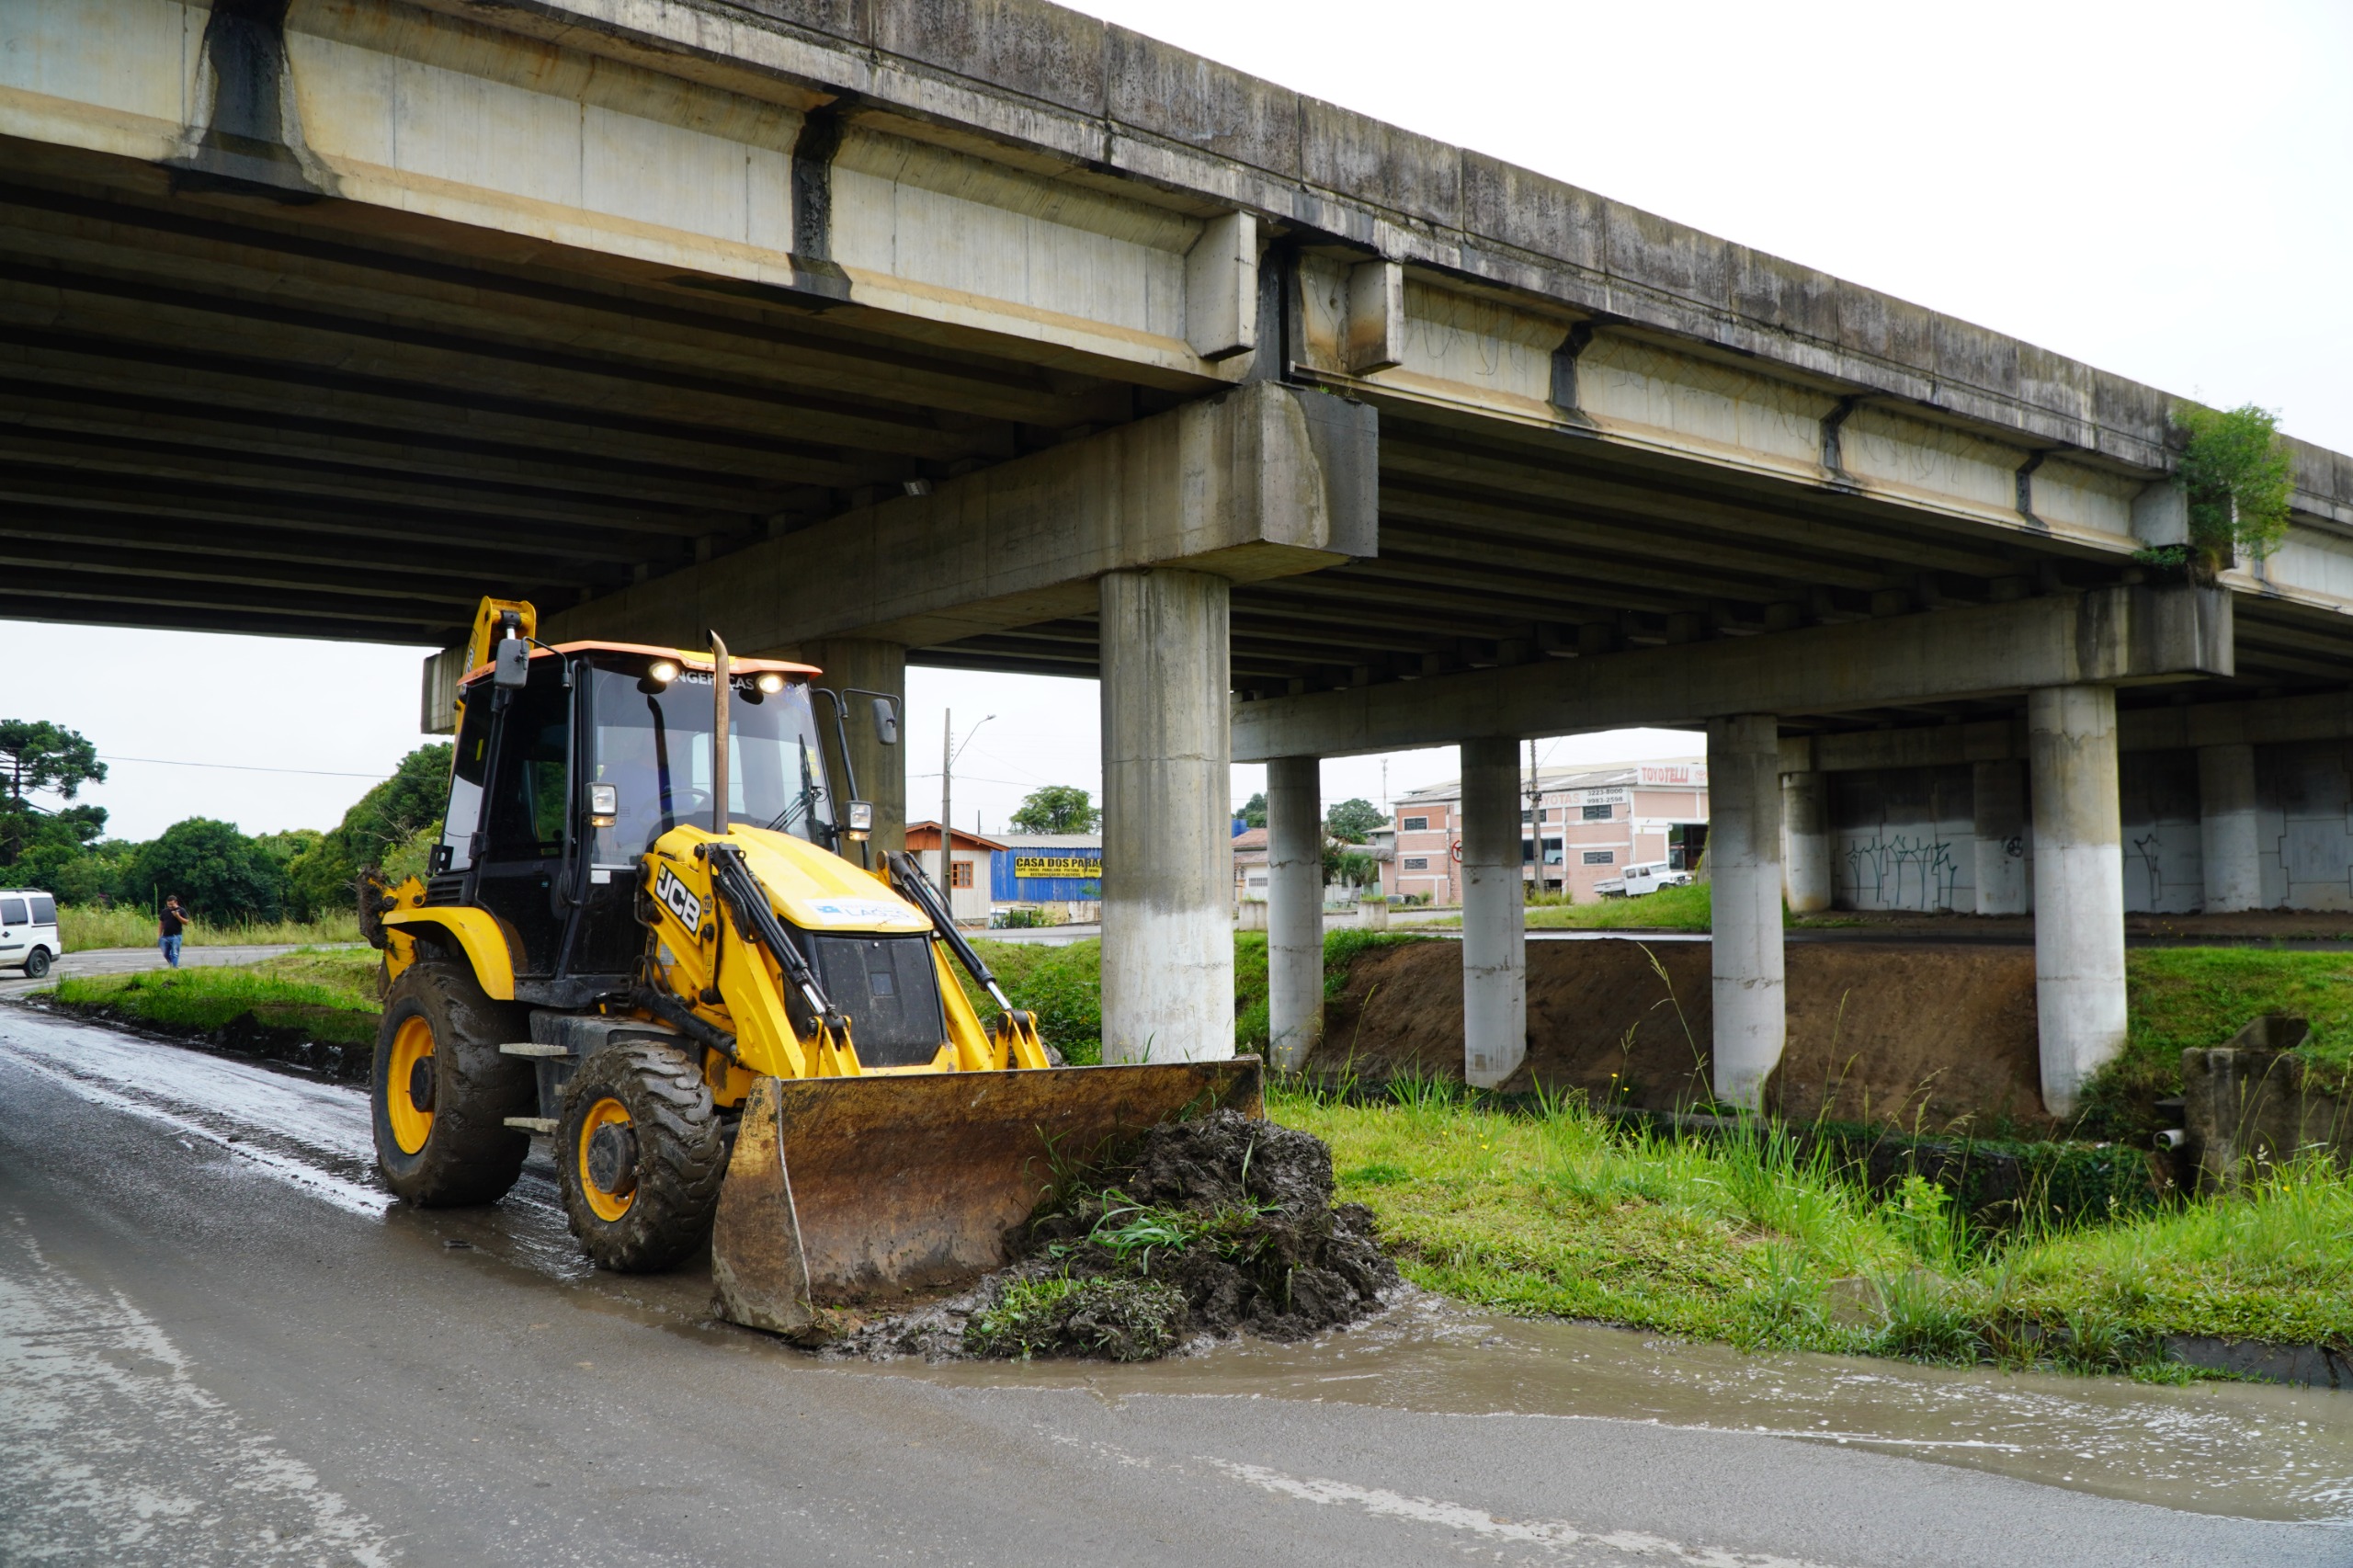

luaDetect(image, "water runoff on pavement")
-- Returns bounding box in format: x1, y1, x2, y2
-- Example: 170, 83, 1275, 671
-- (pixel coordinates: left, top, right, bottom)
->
3, 1003, 2346, 1528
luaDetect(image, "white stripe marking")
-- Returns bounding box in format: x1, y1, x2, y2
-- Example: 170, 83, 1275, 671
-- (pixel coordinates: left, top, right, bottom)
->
1202, 1457, 1847, 1567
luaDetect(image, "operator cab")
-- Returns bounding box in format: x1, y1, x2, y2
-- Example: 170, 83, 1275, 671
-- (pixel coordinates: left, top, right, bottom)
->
427, 643, 851, 1006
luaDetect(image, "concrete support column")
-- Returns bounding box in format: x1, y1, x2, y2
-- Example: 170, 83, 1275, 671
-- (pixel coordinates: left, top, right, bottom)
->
2028, 685, 2127, 1116
1098, 569, 1233, 1064
2198, 743, 2262, 913
1459, 737, 1527, 1088
1779, 771, 1833, 915
1972, 758, 2029, 915
805, 638, 906, 857
1708, 715, 1785, 1108
1266, 756, 1324, 1074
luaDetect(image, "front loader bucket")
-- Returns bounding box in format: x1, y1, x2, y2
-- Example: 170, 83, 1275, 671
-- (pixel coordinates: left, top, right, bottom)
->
710, 1058, 1263, 1335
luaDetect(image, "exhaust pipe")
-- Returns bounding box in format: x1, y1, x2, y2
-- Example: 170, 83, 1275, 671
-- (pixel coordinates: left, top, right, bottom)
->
710, 631, 731, 835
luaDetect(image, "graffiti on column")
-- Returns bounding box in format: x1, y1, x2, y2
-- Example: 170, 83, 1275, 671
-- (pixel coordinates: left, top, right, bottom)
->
2131, 832, 2165, 908
1843, 835, 1960, 911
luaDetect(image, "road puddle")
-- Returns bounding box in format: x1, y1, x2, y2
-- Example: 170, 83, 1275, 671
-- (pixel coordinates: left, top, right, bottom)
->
833, 1292, 2353, 1524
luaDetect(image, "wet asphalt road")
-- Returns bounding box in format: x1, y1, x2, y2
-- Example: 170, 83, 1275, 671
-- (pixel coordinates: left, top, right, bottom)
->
1, 1006, 2347, 1568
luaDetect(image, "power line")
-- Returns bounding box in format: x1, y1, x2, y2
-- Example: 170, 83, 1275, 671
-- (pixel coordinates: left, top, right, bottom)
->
98, 755, 392, 779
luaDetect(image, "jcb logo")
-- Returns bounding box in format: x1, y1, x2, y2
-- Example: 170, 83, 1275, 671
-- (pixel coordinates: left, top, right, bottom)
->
654, 867, 702, 931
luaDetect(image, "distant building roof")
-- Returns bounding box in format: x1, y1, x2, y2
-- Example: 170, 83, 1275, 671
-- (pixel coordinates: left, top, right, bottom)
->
993, 832, 1102, 850
1395, 757, 1708, 806
904, 822, 1009, 852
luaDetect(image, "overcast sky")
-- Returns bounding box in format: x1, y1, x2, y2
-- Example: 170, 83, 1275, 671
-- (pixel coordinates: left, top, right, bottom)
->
21, 0, 2348, 843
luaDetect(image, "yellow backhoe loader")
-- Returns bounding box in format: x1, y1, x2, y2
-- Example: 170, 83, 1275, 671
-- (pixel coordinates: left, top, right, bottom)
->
362, 598, 1256, 1333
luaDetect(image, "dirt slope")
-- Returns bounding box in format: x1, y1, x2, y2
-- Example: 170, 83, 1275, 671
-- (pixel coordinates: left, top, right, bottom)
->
1312, 938, 2050, 1133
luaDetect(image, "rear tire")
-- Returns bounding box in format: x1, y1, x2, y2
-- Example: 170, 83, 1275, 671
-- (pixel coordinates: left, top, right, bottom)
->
558, 1041, 727, 1273
371, 957, 534, 1205
23, 948, 49, 980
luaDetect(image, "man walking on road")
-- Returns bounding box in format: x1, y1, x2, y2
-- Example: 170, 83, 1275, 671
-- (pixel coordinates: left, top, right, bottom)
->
158, 896, 188, 968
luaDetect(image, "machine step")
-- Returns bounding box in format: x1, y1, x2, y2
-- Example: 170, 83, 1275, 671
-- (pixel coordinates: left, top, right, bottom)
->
499, 1042, 569, 1057
503, 1117, 559, 1134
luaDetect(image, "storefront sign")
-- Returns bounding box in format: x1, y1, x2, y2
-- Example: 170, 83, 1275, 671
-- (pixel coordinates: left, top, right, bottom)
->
1013, 854, 1102, 880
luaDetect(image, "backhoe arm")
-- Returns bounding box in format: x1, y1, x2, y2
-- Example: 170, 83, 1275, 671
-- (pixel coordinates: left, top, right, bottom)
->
883, 851, 1050, 1070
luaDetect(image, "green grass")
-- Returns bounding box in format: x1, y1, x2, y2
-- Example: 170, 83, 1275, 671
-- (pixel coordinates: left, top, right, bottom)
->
57, 904, 363, 951
957, 930, 1435, 1064
51, 948, 383, 1046
961, 938, 1108, 1064
2075, 948, 2353, 1140
1273, 1078, 2352, 1373
1415, 881, 1718, 932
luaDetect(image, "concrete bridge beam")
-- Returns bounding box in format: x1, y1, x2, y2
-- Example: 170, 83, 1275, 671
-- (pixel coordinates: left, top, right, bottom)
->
1099, 568, 1233, 1064
1231, 585, 2231, 763
2029, 685, 2128, 1116
1265, 756, 1324, 1074
536, 381, 1378, 660
1460, 737, 1528, 1089
1709, 716, 1787, 1108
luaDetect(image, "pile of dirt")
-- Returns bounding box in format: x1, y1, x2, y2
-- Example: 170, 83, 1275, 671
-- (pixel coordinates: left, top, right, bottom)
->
1313, 937, 2050, 1133
823, 1110, 1397, 1361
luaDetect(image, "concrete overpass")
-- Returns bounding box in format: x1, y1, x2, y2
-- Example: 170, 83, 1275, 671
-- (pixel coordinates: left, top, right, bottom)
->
7, 0, 2353, 1113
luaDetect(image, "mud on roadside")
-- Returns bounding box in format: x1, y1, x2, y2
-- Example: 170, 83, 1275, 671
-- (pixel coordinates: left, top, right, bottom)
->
818, 1110, 1399, 1362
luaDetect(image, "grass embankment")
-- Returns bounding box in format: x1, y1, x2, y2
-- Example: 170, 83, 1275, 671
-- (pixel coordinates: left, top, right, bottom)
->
1411, 882, 1865, 933
50, 949, 382, 1048
2077, 948, 2353, 1141
1280, 1079, 2353, 1373
58, 903, 363, 950
953, 929, 1433, 1066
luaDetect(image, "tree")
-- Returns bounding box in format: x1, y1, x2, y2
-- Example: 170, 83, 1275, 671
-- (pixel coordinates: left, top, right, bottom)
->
0, 720, 106, 806
0, 720, 108, 868
2174, 403, 2296, 570
1007, 784, 1100, 835
1324, 797, 1385, 844
284, 744, 452, 917
1237, 791, 1267, 829
120, 817, 284, 922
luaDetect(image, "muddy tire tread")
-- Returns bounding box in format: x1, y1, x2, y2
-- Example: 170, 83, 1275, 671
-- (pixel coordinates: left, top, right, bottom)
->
371, 957, 534, 1206
558, 1040, 727, 1273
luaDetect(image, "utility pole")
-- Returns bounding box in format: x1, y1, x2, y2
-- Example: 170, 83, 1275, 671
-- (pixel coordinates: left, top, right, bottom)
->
940, 708, 953, 894
1527, 738, 1543, 895
938, 710, 995, 905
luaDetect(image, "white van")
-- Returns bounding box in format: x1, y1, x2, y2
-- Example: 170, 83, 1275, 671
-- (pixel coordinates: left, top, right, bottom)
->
1594, 861, 1692, 900
0, 890, 60, 978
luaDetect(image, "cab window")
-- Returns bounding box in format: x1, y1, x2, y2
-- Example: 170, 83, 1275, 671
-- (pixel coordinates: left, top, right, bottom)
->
483, 680, 573, 859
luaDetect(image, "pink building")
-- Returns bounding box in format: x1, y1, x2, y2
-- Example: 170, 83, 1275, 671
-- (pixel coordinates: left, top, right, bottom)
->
1385, 760, 1711, 903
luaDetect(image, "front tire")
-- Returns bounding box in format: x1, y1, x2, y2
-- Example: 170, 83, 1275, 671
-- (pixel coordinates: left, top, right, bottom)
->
23, 947, 50, 980
371, 956, 533, 1205
558, 1041, 727, 1272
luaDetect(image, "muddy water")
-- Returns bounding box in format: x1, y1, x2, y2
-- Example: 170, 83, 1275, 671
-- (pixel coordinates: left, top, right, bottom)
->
8, 1003, 2350, 1528
840, 1294, 2353, 1525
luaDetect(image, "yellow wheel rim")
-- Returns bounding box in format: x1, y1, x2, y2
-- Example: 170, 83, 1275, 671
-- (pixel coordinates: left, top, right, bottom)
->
387, 1016, 436, 1155
576, 1097, 636, 1222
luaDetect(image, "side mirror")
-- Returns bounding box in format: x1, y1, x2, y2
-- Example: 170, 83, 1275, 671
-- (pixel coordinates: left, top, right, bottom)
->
587, 782, 619, 829
845, 801, 874, 842
870, 696, 899, 745
493, 635, 529, 687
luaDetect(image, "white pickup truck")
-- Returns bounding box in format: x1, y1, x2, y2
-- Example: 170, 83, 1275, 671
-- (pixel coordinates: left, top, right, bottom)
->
1593, 861, 1692, 899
